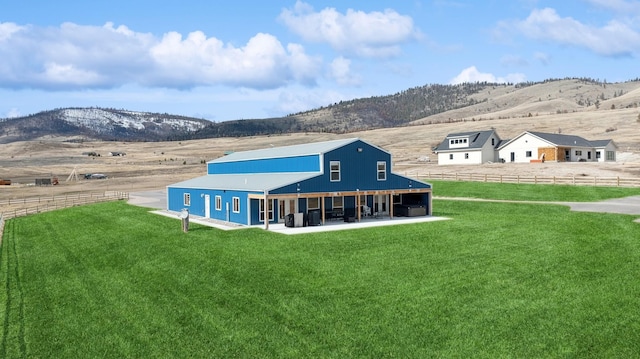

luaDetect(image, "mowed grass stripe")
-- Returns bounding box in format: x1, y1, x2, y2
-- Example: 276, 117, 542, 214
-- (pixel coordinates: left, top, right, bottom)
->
1, 195, 640, 357
0, 219, 27, 358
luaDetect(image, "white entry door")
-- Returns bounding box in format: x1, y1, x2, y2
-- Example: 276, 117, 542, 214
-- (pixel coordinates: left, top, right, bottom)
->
204, 195, 210, 218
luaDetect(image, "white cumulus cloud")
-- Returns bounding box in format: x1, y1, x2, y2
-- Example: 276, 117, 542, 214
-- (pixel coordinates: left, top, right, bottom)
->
328, 57, 361, 86
450, 66, 526, 84
0, 21, 322, 91
279, 1, 419, 57
512, 7, 640, 57
585, 0, 640, 14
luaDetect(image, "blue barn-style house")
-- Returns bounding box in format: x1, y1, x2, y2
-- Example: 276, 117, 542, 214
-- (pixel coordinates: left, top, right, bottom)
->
167, 138, 432, 229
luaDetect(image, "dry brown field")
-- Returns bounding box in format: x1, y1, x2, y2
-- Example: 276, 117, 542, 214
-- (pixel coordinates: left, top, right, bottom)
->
1, 104, 639, 203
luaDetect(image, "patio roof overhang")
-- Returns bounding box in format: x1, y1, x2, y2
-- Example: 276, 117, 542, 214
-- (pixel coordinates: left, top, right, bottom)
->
248, 188, 432, 229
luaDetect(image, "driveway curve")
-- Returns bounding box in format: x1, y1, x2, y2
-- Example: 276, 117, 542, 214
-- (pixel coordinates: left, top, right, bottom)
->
435, 195, 640, 221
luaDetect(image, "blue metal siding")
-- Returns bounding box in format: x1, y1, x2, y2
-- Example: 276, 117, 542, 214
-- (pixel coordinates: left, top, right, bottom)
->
208, 154, 320, 174
167, 187, 256, 225
270, 140, 430, 195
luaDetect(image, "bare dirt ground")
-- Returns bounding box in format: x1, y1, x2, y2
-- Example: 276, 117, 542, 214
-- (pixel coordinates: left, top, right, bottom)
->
1, 111, 640, 202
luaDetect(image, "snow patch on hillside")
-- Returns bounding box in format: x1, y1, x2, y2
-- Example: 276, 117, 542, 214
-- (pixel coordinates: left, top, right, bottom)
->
61, 108, 207, 133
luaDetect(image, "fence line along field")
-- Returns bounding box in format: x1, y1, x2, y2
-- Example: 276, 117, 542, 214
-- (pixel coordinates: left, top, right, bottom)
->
0, 191, 129, 220
2, 107, 640, 202
416, 172, 640, 187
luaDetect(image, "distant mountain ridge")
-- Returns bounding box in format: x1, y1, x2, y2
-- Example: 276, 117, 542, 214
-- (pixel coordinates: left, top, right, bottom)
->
1, 78, 639, 144
0, 108, 210, 143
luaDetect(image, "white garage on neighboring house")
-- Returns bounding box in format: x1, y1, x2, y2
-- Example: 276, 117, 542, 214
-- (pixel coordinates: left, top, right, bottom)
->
591, 139, 617, 162
433, 130, 617, 164
497, 131, 617, 163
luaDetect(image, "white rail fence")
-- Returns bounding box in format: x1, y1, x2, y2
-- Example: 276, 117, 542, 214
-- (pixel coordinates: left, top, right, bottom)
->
409, 172, 640, 188
0, 191, 129, 220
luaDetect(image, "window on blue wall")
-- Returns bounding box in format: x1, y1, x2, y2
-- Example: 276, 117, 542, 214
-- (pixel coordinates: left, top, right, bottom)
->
332, 196, 343, 209
330, 161, 341, 181
215, 195, 222, 211
183, 193, 191, 206
308, 197, 320, 209
232, 197, 240, 213
259, 199, 274, 221
377, 161, 387, 181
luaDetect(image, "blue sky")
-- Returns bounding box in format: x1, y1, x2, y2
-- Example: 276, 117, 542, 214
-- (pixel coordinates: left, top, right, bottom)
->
1, 0, 639, 121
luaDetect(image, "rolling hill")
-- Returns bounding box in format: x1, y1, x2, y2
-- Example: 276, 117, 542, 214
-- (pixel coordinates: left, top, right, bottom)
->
1, 78, 639, 144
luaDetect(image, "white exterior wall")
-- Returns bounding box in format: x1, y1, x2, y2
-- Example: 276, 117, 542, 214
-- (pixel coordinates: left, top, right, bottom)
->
569, 147, 595, 162
481, 133, 501, 162
498, 134, 550, 163
596, 143, 617, 162
437, 150, 483, 165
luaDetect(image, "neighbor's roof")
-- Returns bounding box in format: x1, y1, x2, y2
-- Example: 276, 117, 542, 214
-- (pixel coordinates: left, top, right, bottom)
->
209, 138, 361, 163
527, 131, 593, 147
167, 172, 319, 192
590, 139, 615, 148
434, 130, 497, 152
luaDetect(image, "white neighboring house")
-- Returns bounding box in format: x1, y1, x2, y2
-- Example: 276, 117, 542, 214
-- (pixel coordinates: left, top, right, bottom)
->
433, 130, 503, 165
496, 131, 617, 163
591, 140, 617, 162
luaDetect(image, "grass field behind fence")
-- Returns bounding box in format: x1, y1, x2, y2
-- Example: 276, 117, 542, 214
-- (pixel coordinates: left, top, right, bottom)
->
2, 183, 640, 357
427, 179, 640, 201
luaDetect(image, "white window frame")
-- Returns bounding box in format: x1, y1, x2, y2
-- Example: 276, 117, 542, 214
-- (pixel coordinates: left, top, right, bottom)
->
526, 151, 532, 158
259, 199, 273, 222
215, 195, 222, 211
232, 197, 240, 213
575, 150, 582, 156
330, 161, 341, 182
183, 193, 191, 206
464, 153, 469, 159
449, 154, 453, 160
606, 151, 615, 161
377, 161, 387, 181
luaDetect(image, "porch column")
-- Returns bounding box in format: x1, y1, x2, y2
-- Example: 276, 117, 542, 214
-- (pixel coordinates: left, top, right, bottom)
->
264, 191, 269, 230
356, 191, 361, 222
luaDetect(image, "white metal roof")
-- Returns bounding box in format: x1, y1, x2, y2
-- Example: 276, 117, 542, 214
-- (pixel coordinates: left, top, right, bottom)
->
167, 172, 319, 192
209, 138, 359, 163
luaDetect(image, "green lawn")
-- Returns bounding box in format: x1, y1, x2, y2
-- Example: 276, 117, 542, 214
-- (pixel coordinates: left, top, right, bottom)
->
427, 179, 640, 201
2, 191, 640, 357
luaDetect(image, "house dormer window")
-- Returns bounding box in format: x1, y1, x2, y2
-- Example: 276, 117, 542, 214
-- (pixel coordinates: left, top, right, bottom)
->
330, 161, 341, 181
449, 137, 470, 149
377, 161, 387, 181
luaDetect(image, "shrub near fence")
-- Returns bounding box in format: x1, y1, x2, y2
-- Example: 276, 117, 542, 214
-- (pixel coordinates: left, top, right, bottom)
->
413, 172, 640, 188
0, 191, 129, 220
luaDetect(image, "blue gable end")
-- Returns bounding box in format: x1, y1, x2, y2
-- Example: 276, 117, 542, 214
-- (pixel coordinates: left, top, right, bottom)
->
208, 154, 320, 174
269, 139, 429, 195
